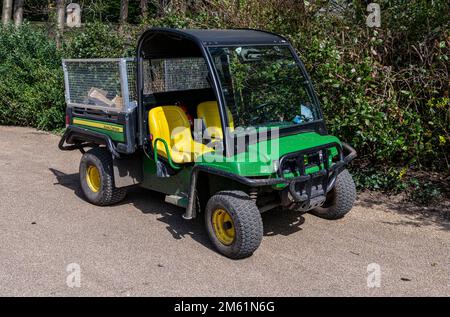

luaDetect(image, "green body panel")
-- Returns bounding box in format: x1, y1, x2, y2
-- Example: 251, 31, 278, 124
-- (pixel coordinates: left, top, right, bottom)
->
72, 117, 125, 143
141, 155, 192, 197
138, 132, 341, 196
197, 132, 341, 177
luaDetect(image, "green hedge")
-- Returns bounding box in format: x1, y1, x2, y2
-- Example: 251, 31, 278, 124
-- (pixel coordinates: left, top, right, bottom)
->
138, 0, 449, 173
0, 22, 132, 130
63, 22, 134, 58
0, 24, 65, 130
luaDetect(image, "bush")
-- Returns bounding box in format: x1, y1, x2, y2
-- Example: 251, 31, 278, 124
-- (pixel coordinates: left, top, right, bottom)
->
138, 0, 449, 173
0, 22, 135, 131
63, 22, 134, 58
0, 23, 65, 130
289, 1, 450, 173
138, 0, 449, 196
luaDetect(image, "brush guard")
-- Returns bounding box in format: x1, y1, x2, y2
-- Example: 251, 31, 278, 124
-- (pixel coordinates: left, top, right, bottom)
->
278, 142, 356, 210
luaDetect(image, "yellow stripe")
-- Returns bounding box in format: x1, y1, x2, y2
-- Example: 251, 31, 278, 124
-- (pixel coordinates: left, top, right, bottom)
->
73, 119, 124, 133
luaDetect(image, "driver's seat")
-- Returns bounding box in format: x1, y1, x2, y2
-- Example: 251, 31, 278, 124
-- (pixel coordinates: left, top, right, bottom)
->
148, 106, 213, 164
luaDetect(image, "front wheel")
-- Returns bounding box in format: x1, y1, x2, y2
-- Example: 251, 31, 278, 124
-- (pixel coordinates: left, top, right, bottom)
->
310, 169, 356, 220
205, 191, 263, 259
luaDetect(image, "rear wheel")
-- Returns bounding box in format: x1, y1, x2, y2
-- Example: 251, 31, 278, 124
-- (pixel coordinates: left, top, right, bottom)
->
311, 169, 356, 220
205, 191, 263, 259
79, 147, 127, 206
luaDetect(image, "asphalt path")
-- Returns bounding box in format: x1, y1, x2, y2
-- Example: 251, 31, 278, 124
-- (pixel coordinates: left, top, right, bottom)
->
0, 126, 449, 296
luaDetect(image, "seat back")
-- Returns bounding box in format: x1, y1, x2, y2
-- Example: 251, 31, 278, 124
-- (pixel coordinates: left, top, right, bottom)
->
197, 101, 234, 139
148, 106, 194, 163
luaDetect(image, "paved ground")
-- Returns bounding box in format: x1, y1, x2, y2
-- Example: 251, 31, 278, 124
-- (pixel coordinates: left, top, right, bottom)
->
0, 126, 449, 297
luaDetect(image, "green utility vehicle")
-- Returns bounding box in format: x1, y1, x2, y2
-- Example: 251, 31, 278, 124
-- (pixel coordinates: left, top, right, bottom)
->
59, 28, 357, 259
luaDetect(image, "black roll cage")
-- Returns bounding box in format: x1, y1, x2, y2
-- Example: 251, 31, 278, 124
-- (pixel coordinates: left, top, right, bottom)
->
135, 28, 327, 158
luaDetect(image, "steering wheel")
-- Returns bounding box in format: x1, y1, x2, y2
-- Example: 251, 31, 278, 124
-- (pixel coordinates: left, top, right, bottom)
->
249, 102, 270, 124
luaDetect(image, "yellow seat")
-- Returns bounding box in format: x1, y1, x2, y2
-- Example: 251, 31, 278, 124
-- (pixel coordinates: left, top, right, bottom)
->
148, 106, 213, 164
197, 101, 234, 140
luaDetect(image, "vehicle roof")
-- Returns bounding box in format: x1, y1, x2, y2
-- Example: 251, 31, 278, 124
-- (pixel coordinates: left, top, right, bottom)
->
141, 28, 289, 46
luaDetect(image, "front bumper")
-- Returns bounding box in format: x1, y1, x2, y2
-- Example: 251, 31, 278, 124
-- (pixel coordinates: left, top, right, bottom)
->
184, 142, 356, 219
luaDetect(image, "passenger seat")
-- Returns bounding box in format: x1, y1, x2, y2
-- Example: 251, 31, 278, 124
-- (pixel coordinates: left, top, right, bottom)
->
197, 101, 234, 140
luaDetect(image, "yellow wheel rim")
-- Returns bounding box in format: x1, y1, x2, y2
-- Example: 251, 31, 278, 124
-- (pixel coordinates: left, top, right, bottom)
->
86, 165, 101, 193
212, 209, 235, 246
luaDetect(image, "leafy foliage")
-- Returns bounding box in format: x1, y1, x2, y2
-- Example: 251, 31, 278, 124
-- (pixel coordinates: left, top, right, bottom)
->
350, 165, 445, 206
64, 22, 134, 58
0, 24, 65, 130
142, 0, 450, 173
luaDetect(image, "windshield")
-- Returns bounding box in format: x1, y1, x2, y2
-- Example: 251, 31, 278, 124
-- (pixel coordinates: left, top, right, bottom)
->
208, 45, 321, 132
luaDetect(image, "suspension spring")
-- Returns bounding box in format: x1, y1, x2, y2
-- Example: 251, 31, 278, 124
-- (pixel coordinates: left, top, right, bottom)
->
249, 188, 258, 201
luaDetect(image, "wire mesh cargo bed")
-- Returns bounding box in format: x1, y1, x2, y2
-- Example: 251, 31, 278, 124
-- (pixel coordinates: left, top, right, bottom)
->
62, 58, 137, 113
62, 58, 138, 155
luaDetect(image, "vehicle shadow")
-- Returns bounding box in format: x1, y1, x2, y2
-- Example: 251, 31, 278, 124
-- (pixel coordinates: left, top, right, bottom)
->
50, 168, 309, 250
49, 168, 214, 251
126, 186, 215, 252
262, 209, 306, 236
49, 168, 84, 200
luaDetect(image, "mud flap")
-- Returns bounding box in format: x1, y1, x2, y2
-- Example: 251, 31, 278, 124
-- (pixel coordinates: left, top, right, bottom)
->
113, 156, 143, 188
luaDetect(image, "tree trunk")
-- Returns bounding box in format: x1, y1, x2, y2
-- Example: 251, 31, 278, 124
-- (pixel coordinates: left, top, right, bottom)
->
1, 0, 13, 25
234, 0, 240, 11
298, 0, 306, 14
140, 0, 148, 19
56, 0, 65, 49
119, 0, 129, 32
285, 0, 305, 15
157, 0, 168, 17
14, 0, 25, 26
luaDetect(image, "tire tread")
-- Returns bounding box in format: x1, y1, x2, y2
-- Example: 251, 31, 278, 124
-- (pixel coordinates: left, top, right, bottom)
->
206, 191, 263, 259
80, 147, 126, 206
311, 169, 356, 220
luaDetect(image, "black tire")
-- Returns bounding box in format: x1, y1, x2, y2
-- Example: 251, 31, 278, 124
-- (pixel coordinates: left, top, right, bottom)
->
310, 169, 356, 220
79, 147, 127, 206
205, 191, 263, 259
